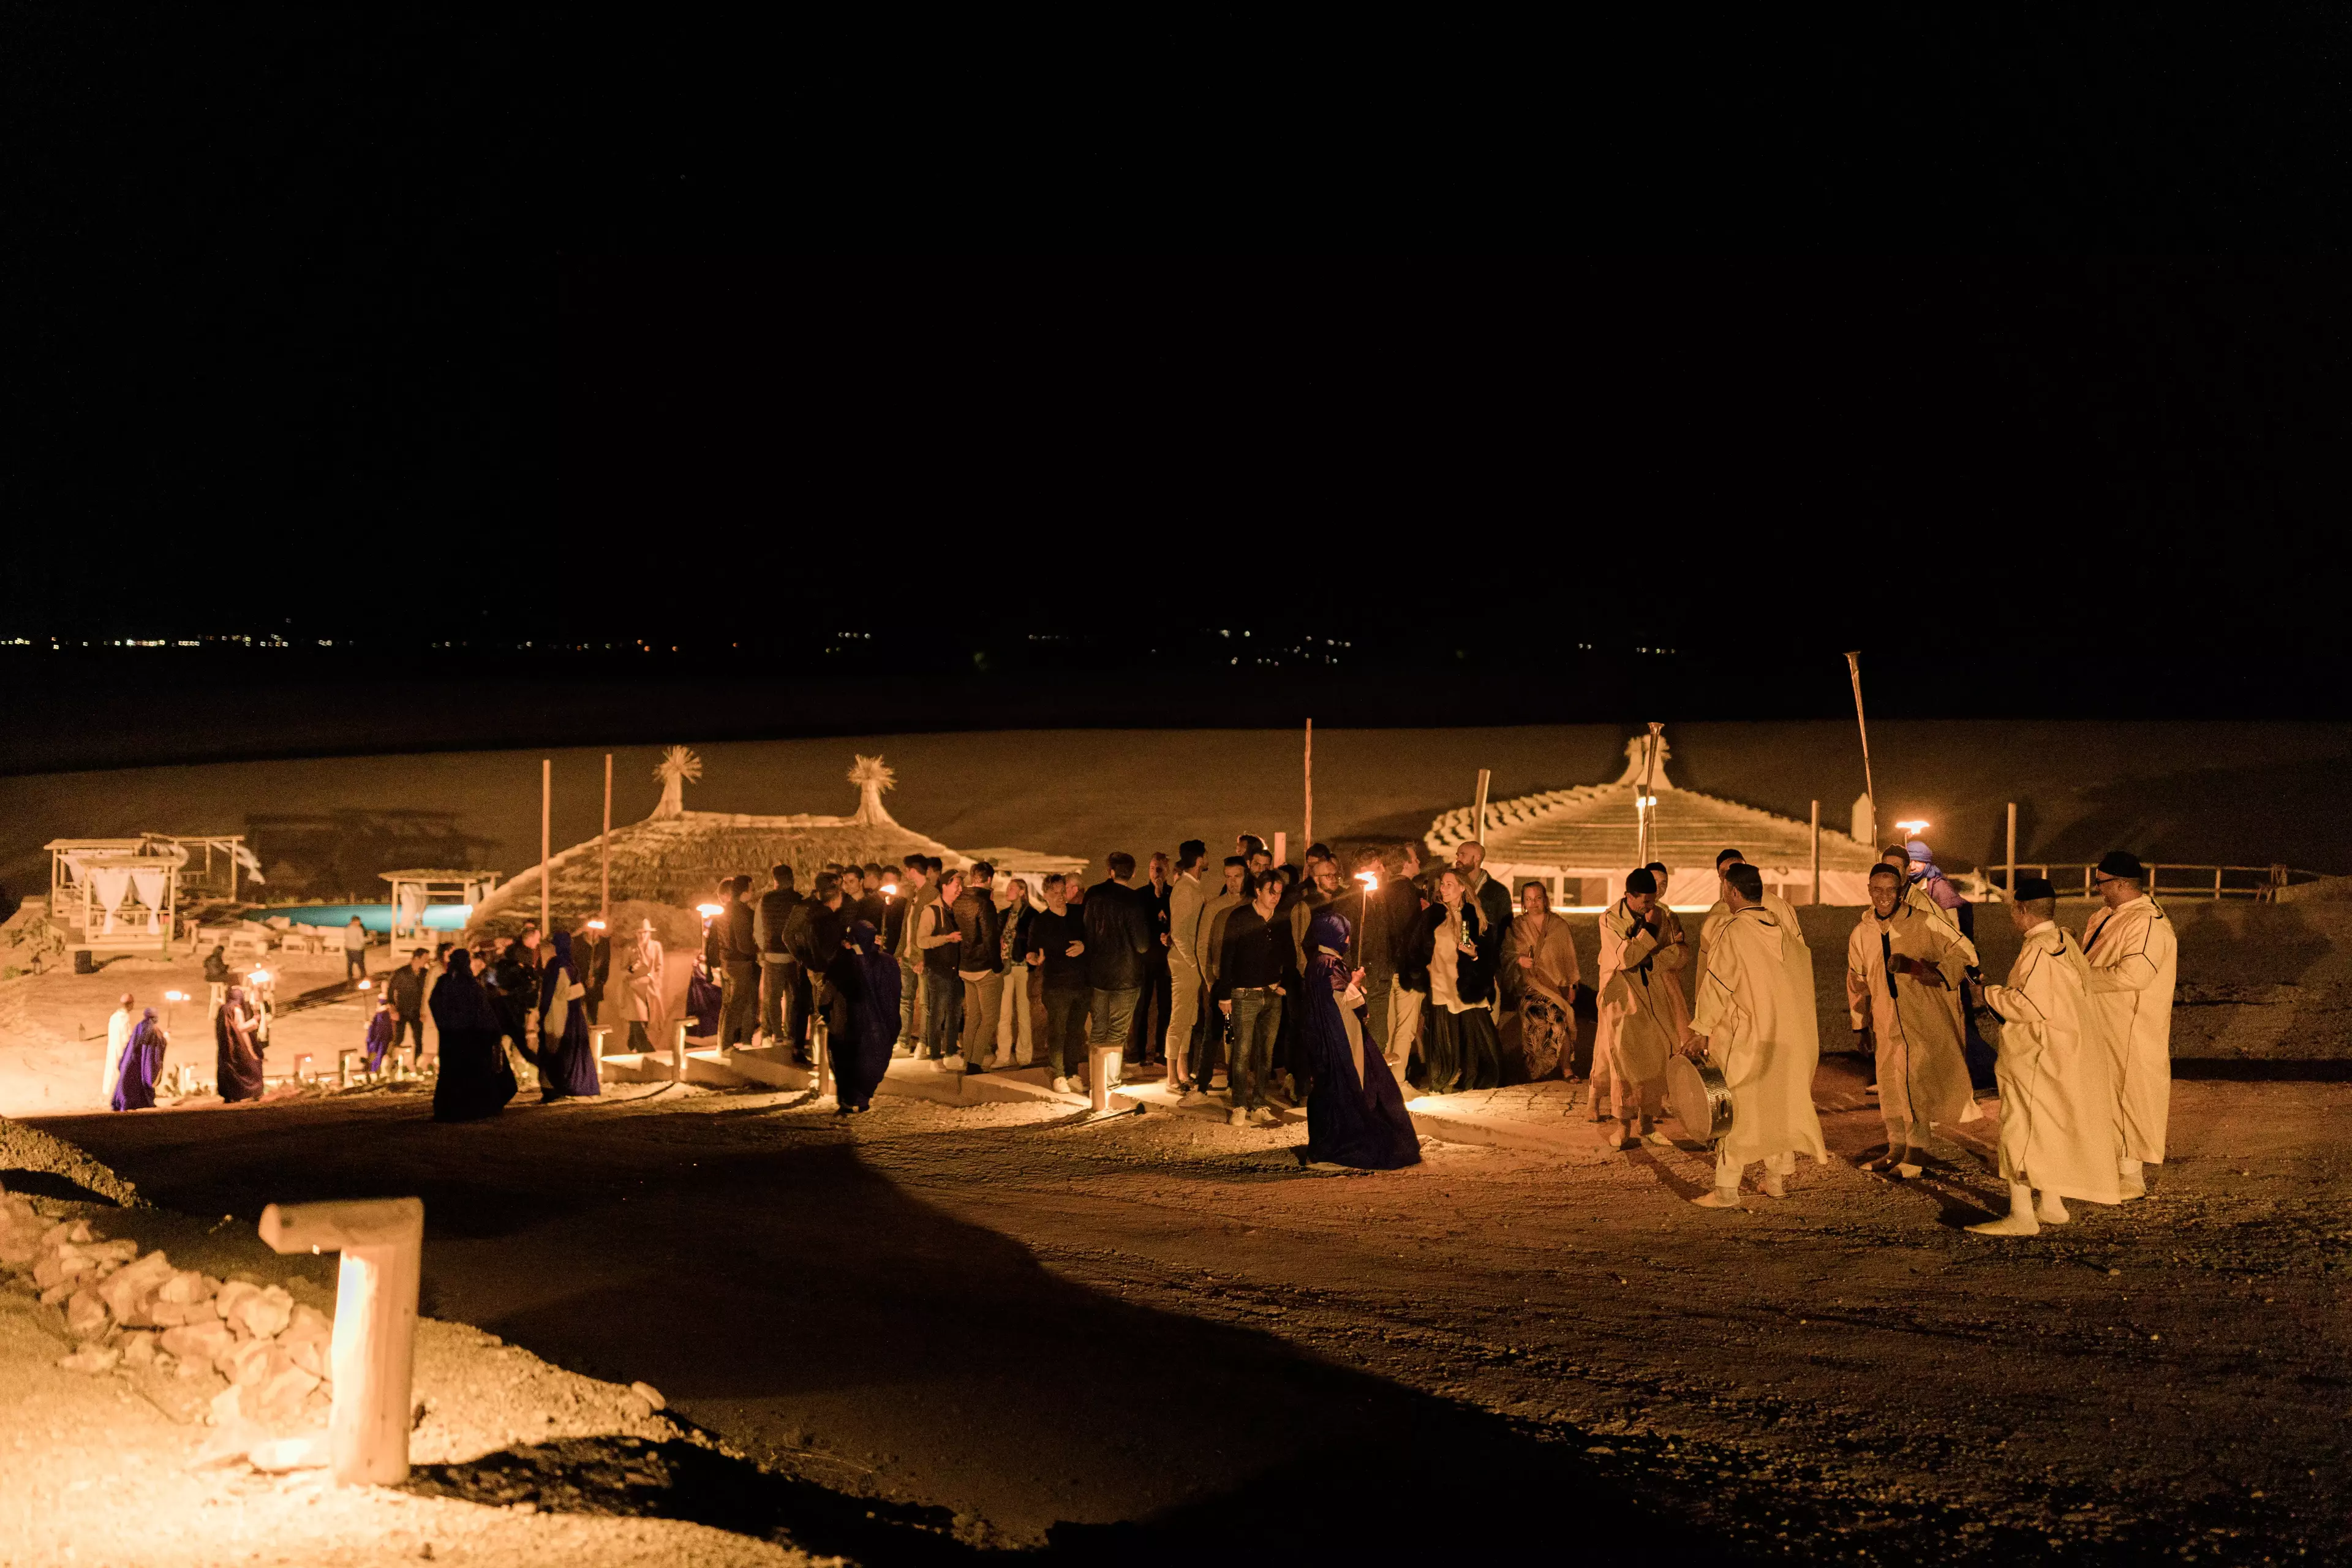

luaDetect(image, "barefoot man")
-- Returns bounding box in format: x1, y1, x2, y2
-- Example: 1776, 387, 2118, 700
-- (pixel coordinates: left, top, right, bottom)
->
1966, 876, 2122, 1235
1683, 863, 1827, 1207
2082, 851, 2177, 1201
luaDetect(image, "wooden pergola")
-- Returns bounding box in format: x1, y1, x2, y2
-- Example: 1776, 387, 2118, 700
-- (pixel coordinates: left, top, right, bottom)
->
45, 838, 189, 956
380, 869, 499, 947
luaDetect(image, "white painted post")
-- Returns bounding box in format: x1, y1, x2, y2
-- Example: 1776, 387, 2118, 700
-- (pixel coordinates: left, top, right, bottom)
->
1088, 1044, 1118, 1113
590, 1025, 611, 1060
2005, 802, 2018, 895
258, 1197, 424, 1488
672, 1020, 688, 1083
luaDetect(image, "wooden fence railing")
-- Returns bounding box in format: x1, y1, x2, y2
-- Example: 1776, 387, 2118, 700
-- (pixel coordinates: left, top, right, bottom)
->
1996, 864, 2321, 902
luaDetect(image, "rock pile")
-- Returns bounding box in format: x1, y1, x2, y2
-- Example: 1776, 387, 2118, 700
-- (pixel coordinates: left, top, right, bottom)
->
0, 1190, 333, 1430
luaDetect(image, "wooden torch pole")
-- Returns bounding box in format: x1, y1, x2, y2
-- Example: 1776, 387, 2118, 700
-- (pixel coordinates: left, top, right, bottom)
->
1303, 718, 1313, 853
1473, 768, 1492, 848
540, 759, 552, 938
1810, 799, 1821, 907
600, 753, 613, 929
2006, 801, 2018, 896
1844, 651, 1875, 840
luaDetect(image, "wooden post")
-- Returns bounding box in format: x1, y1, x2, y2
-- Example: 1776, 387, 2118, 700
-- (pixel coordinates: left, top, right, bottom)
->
591, 1025, 610, 1060
813, 1013, 831, 1099
2148, 862, 2158, 899
1089, 1044, 1118, 1114
1844, 652, 1875, 836
2005, 802, 2018, 895
600, 753, 612, 931
673, 1020, 688, 1082
1473, 768, 1493, 848
1809, 800, 1821, 907
2214, 865, 2223, 900
540, 759, 552, 940
1273, 831, 1287, 867
258, 1197, 424, 1488
1303, 718, 1313, 853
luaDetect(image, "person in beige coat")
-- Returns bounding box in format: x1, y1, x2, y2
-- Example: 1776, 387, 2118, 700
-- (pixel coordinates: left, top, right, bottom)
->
1500, 880, 1580, 1082
2082, 851, 2177, 1200
1683, 864, 1828, 1206
1967, 876, 2122, 1235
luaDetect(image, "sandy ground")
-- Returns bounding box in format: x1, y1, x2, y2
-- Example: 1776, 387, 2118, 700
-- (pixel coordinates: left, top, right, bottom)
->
15, 1058, 2348, 1566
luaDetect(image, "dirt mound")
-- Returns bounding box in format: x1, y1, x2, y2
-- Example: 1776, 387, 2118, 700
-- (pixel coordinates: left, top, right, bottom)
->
0, 1115, 144, 1207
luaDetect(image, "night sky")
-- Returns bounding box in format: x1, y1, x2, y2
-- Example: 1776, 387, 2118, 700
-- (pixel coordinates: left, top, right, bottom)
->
8, 13, 2348, 737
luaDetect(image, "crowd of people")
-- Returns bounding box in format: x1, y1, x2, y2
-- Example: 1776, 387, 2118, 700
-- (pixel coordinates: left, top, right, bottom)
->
96, 826, 2179, 1213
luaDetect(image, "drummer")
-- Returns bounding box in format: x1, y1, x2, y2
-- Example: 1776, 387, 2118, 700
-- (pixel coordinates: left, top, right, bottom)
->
1683, 864, 1828, 1207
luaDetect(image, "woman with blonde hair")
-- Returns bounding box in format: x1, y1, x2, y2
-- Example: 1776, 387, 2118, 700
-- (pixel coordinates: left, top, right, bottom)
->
1501, 880, 1580, 1082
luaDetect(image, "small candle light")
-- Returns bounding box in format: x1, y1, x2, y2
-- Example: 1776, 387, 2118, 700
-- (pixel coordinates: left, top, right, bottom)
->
586, 918, 606, 932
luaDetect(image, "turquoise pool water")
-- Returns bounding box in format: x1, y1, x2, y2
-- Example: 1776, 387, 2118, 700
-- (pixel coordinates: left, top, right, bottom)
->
239, 902, 472, 933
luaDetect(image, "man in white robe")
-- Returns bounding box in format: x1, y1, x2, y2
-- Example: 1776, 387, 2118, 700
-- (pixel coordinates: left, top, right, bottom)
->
1847, 864, 1981, 1177
1698, 849, 1809, 952
2081, 851, 2177, 1200
1683, 864, 1828, 1207
1593, 869, 1686, 1148
1966, 876, 2122, 1235
102, 993, 134, 1099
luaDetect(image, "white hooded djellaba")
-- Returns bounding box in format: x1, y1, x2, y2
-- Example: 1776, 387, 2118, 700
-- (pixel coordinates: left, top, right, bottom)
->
1689, 903, 1827, 1172
1978, 921, 2124, 1205
2082, 894, 2178, 1166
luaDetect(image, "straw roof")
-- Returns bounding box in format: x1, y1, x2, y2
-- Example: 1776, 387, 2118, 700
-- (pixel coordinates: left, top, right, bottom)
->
466, 750, 1084, 938
1425, 736, 1877, 878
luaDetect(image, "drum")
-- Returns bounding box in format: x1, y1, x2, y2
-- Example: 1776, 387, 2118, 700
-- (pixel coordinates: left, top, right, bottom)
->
1665, 1054, 1733, 1143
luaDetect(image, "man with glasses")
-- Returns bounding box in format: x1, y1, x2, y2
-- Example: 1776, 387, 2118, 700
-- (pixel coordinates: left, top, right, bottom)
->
2082, 851, 2177, 1201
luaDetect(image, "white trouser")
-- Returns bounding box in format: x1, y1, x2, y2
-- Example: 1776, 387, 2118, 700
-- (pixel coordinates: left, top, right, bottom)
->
1717, 1148, 1796, 1186
1385, 986, 1424, 1080
997, 962, 1033, 1059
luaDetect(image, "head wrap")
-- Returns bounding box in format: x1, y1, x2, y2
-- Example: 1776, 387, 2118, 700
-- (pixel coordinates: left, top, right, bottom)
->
1306, 910, 1350, 956
2095, 850, 2146, 883
549, 929, 575, 978
1625, 869, 1657, 896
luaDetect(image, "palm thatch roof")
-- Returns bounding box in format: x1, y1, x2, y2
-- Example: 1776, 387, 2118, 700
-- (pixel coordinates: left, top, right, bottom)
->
467, 751, 1085, 938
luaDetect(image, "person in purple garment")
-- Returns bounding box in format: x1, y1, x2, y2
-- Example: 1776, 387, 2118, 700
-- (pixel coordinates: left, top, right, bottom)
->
429, 948, 516, 1123
111, 1008, 167, 1111
823, 919, 900, 1114
685, 954, 724, 1042
214, 986, 266, 1102
534, 931, 603, 1101
363, 993, 396, 1075
1298, 911, 1421, 1171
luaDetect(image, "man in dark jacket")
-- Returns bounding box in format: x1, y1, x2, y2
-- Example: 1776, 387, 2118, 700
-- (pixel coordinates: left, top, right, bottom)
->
781, 873, 843, 1066
717, 876, 760, 1051
1026, 873, 1090, 1091
386, 946, 432, 1065
1128, 852, 1175, 1068
1083, 853, 1154, 1060
755, 864, 802, 1050
951, 861, 1005, 1071
1213, 871, 1298, 1126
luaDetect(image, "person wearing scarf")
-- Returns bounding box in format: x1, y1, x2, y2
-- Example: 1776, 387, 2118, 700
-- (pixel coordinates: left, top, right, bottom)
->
824, 919, 902, 1114
214, 985, 266, 1102
428, 948, 517, 1123
1398, 869, 1501, 1095
1500, 880, 1582, 1082
111, 1008, 167, 1111
1299, 912, 1420, 1170
363, 994, 396, 1076
535, 930, 603, 1101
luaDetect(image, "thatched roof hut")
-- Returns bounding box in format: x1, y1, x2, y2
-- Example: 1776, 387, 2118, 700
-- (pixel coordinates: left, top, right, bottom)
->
467, 750, 1085, 940
1425, 734, 1879, 908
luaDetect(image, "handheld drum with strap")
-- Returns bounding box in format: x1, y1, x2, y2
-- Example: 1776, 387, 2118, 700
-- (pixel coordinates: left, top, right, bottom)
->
1665, 1053, 1733, 1143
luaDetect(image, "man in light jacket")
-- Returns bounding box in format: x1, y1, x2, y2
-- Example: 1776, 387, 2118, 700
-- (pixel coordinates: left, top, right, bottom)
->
1163, 840, 1210, 1091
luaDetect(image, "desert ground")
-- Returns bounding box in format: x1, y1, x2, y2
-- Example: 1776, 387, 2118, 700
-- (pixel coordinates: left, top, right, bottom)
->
4, 1042, 2346, 1565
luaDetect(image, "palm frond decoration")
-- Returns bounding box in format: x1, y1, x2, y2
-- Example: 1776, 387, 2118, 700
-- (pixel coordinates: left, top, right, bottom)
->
652, 745, 703, 817
847, 753, 897, 824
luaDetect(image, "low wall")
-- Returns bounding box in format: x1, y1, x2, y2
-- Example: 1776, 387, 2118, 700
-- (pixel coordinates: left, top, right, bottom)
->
1537, 899, 2352, 1061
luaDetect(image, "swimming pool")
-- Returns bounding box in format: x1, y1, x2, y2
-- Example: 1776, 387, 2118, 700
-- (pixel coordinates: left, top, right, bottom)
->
240, 902, 472, 933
